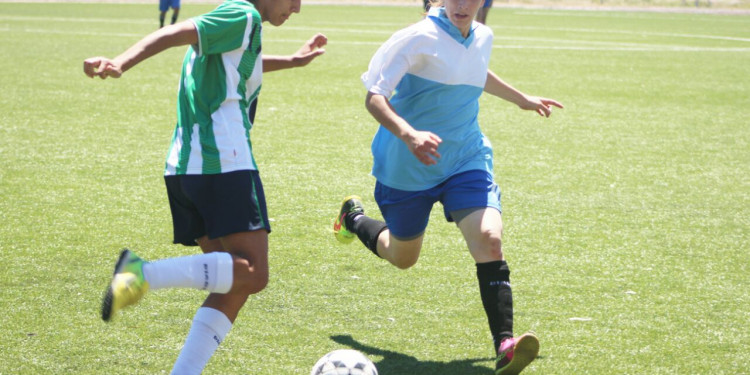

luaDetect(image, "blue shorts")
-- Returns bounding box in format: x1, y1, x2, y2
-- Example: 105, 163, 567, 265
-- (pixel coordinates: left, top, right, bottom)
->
159, 0, 180, 12
374, 170, 501, 239
164, 170, 271, 246
483, 0, 494, 8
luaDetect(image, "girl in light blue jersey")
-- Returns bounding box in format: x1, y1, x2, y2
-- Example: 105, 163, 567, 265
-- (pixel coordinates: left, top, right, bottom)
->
333, 1, 562, 374
84, 0, 326, 373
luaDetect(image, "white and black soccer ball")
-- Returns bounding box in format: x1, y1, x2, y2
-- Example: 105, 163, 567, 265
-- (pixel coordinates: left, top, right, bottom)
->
310, 349, 378, 375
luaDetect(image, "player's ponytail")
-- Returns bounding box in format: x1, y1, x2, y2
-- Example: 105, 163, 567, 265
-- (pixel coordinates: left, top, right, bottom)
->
423, 0, 443, 12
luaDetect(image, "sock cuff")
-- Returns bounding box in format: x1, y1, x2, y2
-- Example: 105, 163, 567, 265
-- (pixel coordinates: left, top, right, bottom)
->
194, 307, 233, 340
351, 215, 387, 256
212, 252, 234, 294
476, 260, 510, 283
368, 224, 388, 256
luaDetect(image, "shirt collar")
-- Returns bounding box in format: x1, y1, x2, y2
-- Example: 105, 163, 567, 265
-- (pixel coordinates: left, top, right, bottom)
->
427, 7, 475, 47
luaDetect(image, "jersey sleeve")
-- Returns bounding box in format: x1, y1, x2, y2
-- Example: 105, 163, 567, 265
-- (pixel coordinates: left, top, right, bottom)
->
361, 28, 421, 98
192, 2, 261, 56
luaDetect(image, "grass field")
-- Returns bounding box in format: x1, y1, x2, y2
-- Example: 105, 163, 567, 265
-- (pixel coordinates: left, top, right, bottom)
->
1, 2, 749, 374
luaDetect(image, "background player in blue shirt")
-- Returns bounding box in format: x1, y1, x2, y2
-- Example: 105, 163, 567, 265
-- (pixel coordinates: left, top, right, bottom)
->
159, 0, 181, 28
333, 0, 562, 374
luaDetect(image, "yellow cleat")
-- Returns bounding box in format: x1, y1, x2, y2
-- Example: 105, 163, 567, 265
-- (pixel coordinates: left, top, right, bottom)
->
101, 249, 149, 322
333, 195, 364, 244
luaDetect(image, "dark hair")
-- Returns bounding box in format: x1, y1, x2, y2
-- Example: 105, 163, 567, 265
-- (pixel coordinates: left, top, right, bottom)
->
424, 0, 442, 12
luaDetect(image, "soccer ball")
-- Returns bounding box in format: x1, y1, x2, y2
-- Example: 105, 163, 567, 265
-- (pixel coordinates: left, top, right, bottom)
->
310, 349, 378, 375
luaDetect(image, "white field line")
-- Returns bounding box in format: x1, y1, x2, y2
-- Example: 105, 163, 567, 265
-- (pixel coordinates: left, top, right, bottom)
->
10, 27, 143, 37
512, 9, 750, 22
3, 14, 750, 44
275, 25, 750, 43
10, 28, 750, 52
502, 25, 750, 43
3, 15, 749, 52
492, 44, 750, 51
0, 14, 154, 24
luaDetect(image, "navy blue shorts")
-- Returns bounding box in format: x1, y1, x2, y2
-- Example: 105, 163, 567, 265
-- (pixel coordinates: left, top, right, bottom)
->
164, 170, 271, 246
374, 170, 501, 239
483, 0, 494, 8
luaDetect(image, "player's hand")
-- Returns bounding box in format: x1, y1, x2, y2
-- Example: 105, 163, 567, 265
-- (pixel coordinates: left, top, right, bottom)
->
406, 130, 442, 166
83, 57, 123, 79
520, 96, 564, 117
291, 33, 328, 67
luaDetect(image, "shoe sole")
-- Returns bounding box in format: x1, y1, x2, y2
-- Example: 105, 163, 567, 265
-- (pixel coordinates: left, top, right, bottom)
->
496, 333, 540, 375
334, 230, 356, 244
333, 195, 362, 244
101, 249, 131, 322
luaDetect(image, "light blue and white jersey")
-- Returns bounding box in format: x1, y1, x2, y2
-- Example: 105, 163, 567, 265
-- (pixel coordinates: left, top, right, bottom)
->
362, 7, 495, 191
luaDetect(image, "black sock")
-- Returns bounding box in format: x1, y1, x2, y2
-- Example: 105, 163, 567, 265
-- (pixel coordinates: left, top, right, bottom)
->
159, 16, 165, 28
348, 214, 386, 257
171, 15, 177, 24
476, 260, 513, 352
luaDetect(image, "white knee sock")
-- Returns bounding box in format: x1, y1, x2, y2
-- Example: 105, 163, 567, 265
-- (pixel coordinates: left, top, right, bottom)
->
142, 252, 233, 293
170, 307, 233, 375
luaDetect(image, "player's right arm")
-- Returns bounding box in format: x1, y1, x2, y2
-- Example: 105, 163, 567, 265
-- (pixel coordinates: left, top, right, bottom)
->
83, 21, 198, 79
365, 91, 442, 166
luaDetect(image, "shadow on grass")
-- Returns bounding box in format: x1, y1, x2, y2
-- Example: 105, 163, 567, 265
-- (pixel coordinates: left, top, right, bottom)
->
331, 334, 495, 375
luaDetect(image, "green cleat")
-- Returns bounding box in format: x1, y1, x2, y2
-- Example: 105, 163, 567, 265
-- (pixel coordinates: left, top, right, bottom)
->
333, 195, 364, 244
101, 249, 149, 322
495, 332, 540, 375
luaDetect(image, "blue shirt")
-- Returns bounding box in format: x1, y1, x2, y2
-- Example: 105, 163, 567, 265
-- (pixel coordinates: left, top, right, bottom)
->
361, 7, 495, 191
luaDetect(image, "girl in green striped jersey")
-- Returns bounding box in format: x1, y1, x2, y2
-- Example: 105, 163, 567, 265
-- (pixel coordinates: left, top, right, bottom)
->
84, 1, 326, 374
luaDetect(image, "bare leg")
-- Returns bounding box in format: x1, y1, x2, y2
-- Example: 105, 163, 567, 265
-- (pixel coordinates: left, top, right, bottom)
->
457, 208, 516, 360
171, 7, 180, 25
456, 208, 503, 263
195, 230, 269, 322
374, 231, 424, 270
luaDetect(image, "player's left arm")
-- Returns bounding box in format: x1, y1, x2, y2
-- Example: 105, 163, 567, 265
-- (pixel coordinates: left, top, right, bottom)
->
263, 33, 327, 73
484, 69, 564, 117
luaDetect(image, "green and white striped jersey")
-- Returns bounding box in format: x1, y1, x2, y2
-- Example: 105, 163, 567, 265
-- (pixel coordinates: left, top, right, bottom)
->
165, 0, 263, 175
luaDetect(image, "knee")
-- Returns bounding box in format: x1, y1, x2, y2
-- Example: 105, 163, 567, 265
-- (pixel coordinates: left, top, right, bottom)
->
232, 257, 269, 295
392, 255, 418, 270
389, 247, 420, 269
481, 229, 503, 259
383, 234, 422, 270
